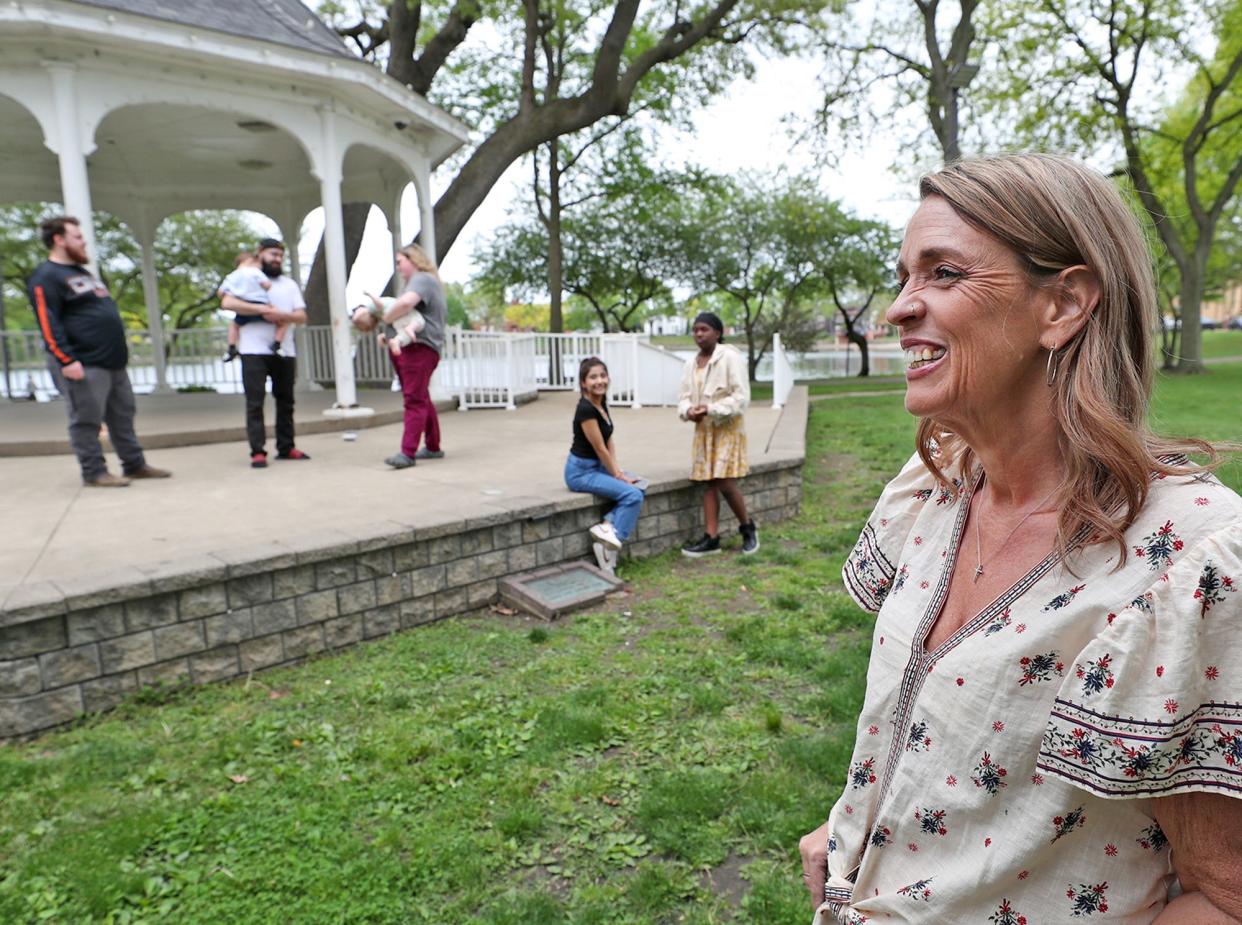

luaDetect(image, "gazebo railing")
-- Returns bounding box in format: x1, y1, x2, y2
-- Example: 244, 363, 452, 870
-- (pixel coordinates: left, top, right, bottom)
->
1, 326, 683, 407
0, 330, 55, 398
299, 325, 393, 386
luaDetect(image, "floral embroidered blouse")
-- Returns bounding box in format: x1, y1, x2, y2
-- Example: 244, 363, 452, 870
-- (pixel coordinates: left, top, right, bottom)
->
817, 453, 1242, 925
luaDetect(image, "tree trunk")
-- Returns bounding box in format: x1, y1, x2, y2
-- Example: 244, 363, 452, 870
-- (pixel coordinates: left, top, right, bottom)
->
1175, 254, 1207, 374
1159, 322, 1180, 370
846, 326, 870, 377
940, 87, 962, 164
304, 202, 372, 326
745, 324, 758, 381
547, 140, 564, 334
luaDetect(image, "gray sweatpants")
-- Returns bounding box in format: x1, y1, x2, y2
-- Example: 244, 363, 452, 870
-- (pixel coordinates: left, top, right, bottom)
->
48, 361, 146, 481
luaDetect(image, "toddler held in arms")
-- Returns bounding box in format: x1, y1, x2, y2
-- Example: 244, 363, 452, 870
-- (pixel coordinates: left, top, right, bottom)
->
351, 293, 425, 356
219, 252, 286, 360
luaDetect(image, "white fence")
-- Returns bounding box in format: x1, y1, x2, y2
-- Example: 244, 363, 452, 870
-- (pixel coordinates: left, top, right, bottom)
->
770, 333, 795, 409
532, 333, 606, 390
599, 335, 685, 408
437, 331, 539, 410
1, 326, 688, 408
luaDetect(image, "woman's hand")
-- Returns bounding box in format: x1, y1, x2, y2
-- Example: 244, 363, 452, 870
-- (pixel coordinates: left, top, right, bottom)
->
618, 473, 642, 485
799, 822, 830, 911
688, 404, 709, 422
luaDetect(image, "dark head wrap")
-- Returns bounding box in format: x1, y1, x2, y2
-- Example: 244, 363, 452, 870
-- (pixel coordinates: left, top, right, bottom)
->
693, 311, 725, 343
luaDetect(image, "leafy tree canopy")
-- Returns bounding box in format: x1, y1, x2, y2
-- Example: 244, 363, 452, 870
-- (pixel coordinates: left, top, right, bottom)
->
0, 204, 265, 331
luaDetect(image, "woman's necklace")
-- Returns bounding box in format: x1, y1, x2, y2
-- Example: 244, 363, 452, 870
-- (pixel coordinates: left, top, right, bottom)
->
972, 481, 1060, 583
589, 394, 608, 418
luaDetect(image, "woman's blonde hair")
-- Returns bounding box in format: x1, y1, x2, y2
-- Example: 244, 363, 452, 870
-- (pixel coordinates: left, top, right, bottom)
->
397, 243, 439, 280
915, 153, 1219, 564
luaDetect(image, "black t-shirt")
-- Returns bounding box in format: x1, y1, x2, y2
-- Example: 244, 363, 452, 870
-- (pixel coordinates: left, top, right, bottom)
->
27, 261, 128, 369
571, 397, 614, 459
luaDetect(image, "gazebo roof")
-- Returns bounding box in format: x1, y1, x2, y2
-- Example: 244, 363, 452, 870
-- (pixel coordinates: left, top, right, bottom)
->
67, 0, 354, 61
1, 0, 472, 226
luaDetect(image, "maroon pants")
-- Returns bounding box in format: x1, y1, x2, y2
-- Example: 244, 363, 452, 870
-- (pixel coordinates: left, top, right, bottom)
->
391, 342, 441, 457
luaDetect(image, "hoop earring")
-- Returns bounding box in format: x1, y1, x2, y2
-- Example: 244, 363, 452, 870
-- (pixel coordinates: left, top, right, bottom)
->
1045, 344, 1060, 386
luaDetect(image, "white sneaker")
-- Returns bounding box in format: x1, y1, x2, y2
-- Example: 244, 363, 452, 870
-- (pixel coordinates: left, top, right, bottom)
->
592, 541, 618, 574
589, 521, 622, 550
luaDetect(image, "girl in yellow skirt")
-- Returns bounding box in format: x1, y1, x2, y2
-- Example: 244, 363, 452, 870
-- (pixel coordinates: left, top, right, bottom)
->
678, 312, 759, 557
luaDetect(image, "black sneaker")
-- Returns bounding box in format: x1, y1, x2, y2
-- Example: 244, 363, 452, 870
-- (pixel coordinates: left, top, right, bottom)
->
681, 534, 721, 558
222, 345, 239, 363
740, 521, 760, 555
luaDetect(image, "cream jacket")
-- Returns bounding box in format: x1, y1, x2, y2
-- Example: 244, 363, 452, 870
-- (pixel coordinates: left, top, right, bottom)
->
677, 343, 749, 422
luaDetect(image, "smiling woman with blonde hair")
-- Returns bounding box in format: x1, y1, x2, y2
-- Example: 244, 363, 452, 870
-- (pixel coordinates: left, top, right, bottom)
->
798, 154, 1241, 924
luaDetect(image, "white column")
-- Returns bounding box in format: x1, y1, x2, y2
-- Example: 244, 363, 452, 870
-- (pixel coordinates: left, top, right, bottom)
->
389, 189, 404, 293
45, 63, 99, 277
139, 229, 171, 393
387, 185, 405, 296
412, 168, 436, 264
317, 107, 366, 415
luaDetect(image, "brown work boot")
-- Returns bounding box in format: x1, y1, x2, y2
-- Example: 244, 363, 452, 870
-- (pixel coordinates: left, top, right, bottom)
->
126, 465, 172, 479
85, 472, 131, 488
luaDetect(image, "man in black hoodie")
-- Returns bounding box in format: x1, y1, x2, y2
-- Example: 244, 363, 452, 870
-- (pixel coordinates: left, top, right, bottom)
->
27, 216, 170, 487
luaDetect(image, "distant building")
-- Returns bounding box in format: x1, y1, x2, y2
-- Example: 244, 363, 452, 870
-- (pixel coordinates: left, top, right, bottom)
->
1199, 281, 1242, 325
644, 315, 689, 336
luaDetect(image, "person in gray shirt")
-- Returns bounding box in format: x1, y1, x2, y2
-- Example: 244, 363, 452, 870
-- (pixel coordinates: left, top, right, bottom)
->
360, 243, 447, 468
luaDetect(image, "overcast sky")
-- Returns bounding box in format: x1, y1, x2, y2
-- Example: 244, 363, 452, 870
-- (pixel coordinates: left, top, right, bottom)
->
295, 52, 918, 307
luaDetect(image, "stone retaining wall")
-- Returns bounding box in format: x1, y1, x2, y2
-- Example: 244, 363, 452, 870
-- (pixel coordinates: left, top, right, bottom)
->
1, 462, 802, 738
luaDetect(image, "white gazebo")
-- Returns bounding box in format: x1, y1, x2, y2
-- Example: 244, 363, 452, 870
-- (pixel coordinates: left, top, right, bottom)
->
0, 0, 470, 412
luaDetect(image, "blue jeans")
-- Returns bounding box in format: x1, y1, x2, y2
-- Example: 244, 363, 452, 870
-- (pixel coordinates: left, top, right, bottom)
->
564, 454, 645, 541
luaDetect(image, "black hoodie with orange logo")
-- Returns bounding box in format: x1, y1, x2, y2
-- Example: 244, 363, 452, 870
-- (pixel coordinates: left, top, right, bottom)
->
27, 261, 129, 370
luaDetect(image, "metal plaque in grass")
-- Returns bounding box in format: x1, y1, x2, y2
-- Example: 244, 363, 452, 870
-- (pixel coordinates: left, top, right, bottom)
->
499, 562, 624, 620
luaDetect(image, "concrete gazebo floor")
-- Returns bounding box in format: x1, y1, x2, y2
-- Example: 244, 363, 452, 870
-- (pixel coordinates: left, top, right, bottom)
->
2, 389, 807, 599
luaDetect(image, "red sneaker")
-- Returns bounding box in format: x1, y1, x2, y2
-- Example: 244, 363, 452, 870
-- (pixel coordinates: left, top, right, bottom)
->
251, 452, 268, 469
277, 448, 311, 460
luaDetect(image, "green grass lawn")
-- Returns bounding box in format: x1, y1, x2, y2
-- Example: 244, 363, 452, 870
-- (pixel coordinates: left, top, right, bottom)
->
1195, 328, 1242, 360
2, 368, 1237, 925
649, 335, 697, 350
1151, 361, 1242, 488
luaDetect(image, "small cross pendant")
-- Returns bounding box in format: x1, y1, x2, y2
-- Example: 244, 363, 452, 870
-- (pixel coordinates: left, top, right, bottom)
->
973, 565, 984, 582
